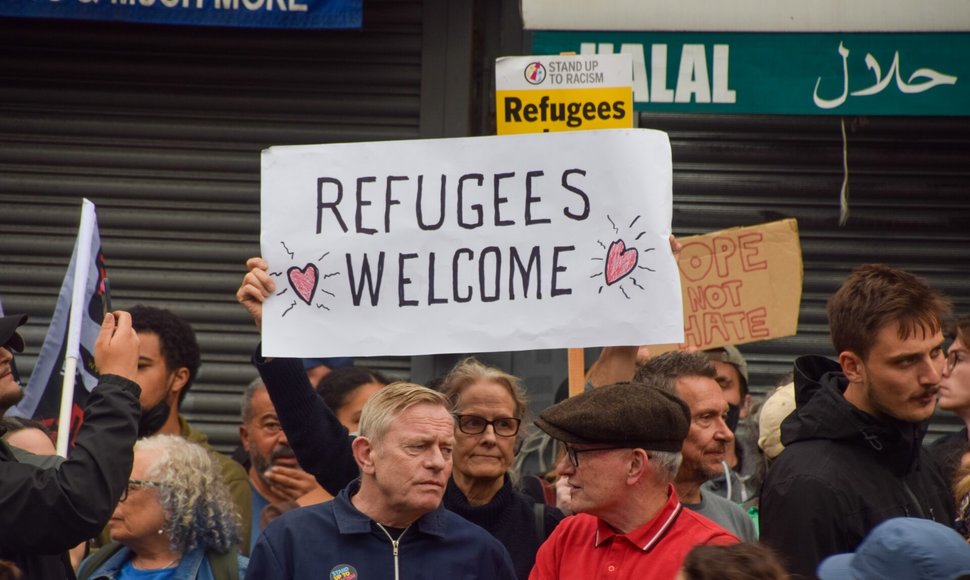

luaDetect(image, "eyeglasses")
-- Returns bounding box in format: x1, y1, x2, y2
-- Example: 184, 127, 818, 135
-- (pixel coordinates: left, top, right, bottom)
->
120, 479, 161, 502
563, 444, 628, 467
947, 351, 967, 374
455, 414, 521, 437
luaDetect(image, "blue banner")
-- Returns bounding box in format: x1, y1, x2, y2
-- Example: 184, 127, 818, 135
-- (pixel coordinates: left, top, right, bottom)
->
0, 0, 361, 29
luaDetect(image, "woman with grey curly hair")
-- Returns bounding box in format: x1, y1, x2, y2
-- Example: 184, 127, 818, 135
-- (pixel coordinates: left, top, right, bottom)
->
77, 435, 247, 580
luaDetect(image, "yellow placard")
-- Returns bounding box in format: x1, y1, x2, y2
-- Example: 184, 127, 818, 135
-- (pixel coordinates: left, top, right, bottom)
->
495, 54, 634, 135
496, 87, 633, 134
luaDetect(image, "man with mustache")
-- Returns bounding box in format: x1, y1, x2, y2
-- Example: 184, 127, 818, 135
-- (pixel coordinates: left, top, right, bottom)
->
240, 378, 326, 551
760, 264, 955, 579
634, 352, 757, 542
247, 382, 516, 579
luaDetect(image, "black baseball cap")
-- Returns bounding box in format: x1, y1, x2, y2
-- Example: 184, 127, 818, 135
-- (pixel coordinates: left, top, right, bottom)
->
0, 314, 28, 352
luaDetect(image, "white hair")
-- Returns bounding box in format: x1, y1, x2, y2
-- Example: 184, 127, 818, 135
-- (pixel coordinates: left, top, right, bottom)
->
647, 450, 683, 483
135, 434, 241, 554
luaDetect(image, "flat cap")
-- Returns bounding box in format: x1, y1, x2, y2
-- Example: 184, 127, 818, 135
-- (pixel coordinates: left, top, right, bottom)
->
535, 382, 690, 452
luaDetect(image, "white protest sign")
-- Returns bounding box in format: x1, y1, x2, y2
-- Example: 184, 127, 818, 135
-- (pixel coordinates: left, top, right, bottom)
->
260, 129, 683, 357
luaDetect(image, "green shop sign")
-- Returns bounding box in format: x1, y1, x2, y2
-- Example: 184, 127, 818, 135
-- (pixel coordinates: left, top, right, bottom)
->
531, 32, 968, 115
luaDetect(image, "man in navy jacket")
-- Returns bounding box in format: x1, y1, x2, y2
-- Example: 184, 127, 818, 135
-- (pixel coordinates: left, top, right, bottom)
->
247, 381, 515, 579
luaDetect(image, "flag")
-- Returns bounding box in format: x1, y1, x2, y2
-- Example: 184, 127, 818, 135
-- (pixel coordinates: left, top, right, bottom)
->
9, 199, 107, 449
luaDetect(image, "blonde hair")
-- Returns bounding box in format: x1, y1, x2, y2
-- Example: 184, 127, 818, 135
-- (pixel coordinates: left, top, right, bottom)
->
358, 382, 450, 448
135, 435, 241, 554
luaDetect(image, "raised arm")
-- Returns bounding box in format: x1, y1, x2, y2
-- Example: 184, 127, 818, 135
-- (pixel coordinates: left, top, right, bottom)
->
237, 257, 359, 494
0, 312, 141, 553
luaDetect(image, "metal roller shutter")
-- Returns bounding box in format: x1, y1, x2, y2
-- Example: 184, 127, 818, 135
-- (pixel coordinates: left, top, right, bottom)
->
0, 1, 425, 451
642, 112, 970, 436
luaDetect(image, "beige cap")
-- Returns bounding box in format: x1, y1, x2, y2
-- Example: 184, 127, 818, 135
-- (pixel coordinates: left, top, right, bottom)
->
758, 382, 796, 460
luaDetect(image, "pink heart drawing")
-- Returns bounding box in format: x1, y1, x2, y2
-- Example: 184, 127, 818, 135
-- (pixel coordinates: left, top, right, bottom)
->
605, 240, 638, 285
287, 264, 319, 305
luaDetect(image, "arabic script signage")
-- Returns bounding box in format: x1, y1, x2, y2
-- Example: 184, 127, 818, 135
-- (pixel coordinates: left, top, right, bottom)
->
532, 32, 968, 115
0, 0, 360, 29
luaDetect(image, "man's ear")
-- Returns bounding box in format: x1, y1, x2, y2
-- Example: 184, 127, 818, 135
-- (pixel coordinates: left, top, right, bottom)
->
168, 366, 190, 402
627, 448, 648, 485
839, 351, 866, 385
239, 424, 251, 453
352, 436, 376, 475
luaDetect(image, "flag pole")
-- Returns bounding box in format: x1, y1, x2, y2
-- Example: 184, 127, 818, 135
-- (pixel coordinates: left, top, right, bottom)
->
56, 199, 97, 457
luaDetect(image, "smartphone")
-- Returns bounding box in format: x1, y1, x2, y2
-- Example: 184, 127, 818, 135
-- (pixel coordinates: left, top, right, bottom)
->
102, 278, 113, 318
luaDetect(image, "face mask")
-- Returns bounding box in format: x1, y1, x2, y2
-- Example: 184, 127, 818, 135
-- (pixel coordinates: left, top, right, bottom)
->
138, 399, 171, 438
726, 403, 741, 432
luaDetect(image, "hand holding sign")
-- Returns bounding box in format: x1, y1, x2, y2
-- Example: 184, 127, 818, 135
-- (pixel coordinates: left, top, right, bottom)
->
236, 257, 275, 331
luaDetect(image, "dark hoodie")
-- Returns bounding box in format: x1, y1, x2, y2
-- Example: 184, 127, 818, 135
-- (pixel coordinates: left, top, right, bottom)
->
760, 355, 955, 579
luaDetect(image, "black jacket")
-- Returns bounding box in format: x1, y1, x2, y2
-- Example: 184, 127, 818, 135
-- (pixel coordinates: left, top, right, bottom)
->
0, 374, 140, 579
760, 356, 955, 579
444, 477, 562, 580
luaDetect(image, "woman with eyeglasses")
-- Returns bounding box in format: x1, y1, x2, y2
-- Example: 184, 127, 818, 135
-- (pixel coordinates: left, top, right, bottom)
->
77, 435, 247, 580
931, 316, 970, 488
439, 358, 564, 580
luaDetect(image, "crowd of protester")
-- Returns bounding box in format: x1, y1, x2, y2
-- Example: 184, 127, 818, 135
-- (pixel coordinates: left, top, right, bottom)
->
2, 256, 970, 579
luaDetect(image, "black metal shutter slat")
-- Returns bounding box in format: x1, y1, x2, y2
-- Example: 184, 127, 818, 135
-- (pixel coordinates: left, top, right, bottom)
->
644, 112, 970, 437
0, 1, 423, 451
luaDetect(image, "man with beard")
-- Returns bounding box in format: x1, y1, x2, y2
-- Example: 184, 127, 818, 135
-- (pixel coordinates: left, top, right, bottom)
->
127, 305, 252, 551
635, 351, 757, 542
760, 264, 955, 579
240, 378, 327, 550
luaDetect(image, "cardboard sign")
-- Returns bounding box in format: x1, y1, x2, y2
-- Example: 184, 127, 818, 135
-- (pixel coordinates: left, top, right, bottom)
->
260, 129, 683, 357
495, 54, 634, 134
652, 219, 803, 352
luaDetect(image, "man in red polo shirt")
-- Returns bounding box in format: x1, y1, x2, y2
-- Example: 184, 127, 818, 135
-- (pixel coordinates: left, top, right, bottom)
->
529, 382, 738, 580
